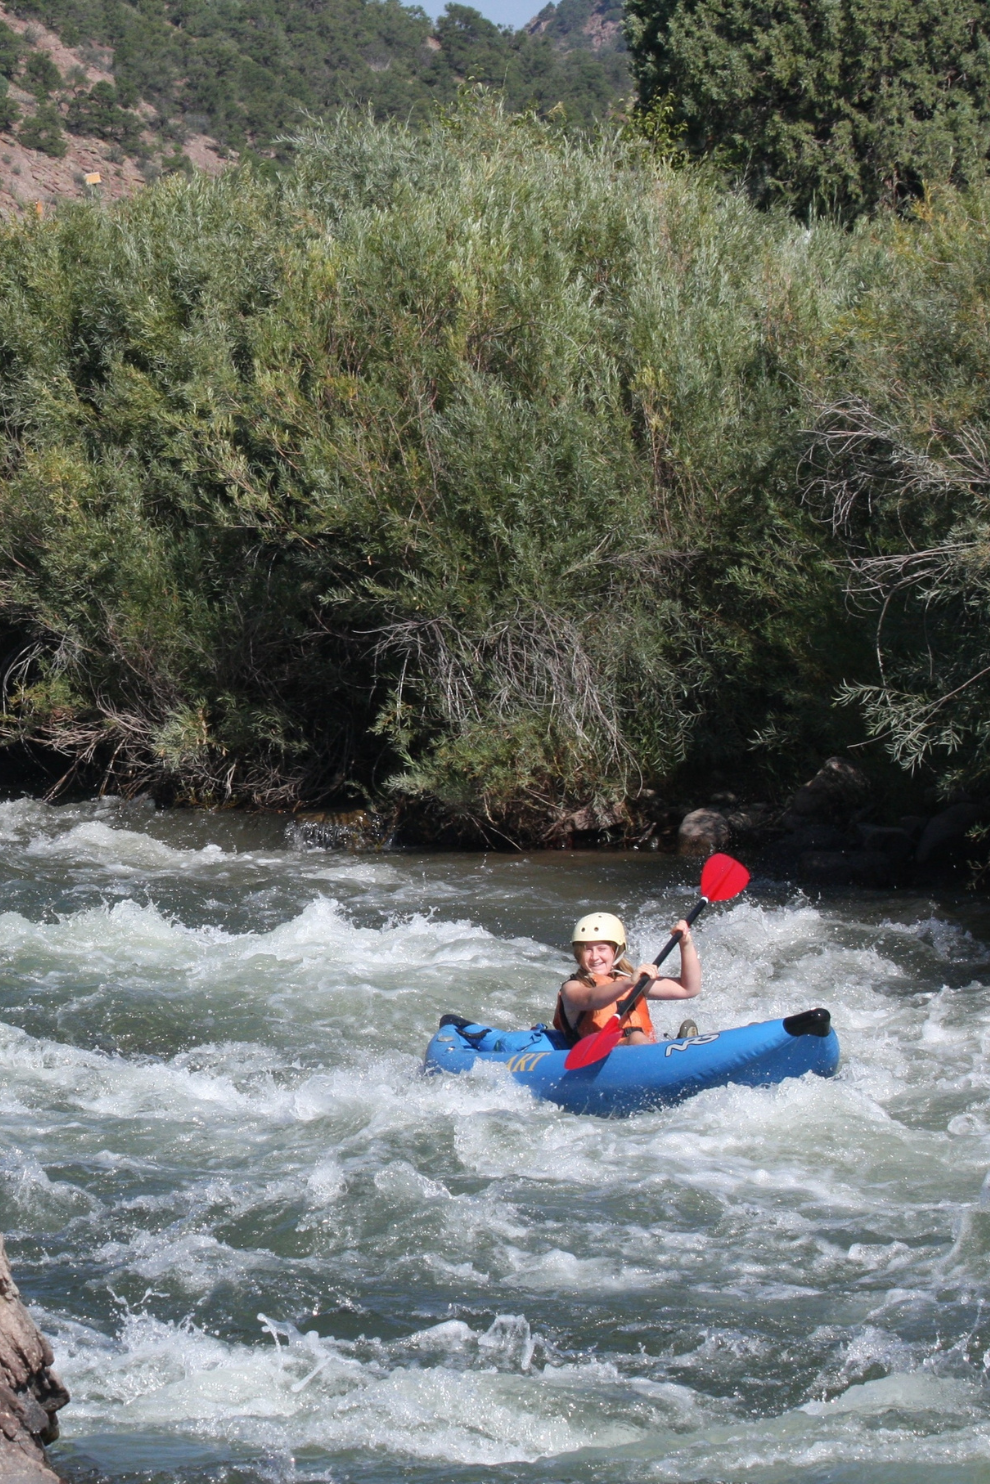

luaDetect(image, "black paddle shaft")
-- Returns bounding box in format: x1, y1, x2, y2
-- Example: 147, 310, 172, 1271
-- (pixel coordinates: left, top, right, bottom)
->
614, 898, 708, 1021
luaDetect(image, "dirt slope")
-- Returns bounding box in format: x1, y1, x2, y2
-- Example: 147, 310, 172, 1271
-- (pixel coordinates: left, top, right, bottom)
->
0, 6, 226, 219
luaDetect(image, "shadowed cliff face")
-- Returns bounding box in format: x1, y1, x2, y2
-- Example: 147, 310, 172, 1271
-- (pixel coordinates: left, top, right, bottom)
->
0, 1236, 67, 1482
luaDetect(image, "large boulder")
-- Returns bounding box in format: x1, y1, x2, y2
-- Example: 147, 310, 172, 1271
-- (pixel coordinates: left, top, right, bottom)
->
856, 824, 914, 860
915, 803, 987, 865
560, 802, 628, 835
678, 808, 731, 856
781, 757, 871, 830
0, 1237, 68, 1483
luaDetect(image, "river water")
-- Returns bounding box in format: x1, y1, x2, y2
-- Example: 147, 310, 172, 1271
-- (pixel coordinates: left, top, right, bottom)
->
3, 796, 990, 1483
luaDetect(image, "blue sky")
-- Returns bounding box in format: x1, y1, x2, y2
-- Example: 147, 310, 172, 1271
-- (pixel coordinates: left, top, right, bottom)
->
418, 0, 548, 30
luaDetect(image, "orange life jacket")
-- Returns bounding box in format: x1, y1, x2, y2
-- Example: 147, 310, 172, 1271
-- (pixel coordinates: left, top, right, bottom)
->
553, 973, 655, 1046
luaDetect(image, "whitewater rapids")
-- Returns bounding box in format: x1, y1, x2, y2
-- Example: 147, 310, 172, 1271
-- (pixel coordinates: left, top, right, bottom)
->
1, 795, 990, 1483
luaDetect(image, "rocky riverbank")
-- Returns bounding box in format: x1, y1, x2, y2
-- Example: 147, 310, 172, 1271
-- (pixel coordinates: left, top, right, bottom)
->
0, 1238, 67, 1484
292, 757, 988, 889
675, 757, 988, 889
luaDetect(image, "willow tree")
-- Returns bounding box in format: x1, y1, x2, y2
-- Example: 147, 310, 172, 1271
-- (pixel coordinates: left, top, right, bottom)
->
624, 0, 990, 216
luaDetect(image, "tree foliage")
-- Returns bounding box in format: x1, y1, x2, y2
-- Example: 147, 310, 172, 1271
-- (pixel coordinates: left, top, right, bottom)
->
64, 81, 141, 144
0, 81, 19, 132
0, 23, 21, 80
22, 50, 62, 97
0, 106, 986, 833
11, 0, 629, 150
18, 99, 66, 154
624, 0, 990, 216
801, 192, 990, 791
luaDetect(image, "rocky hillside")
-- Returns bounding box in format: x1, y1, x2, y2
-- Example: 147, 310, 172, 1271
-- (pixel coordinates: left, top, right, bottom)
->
525, 0, 626, 55
0, 0, 631, 216
0, 3, 223, 218
6, 0, 630, 169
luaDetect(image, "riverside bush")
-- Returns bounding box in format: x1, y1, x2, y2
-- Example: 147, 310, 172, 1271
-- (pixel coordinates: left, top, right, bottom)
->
0, 104, 985, 836
625, 0, 990, 218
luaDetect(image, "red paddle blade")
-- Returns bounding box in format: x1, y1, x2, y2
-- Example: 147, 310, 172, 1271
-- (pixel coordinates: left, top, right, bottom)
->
563, 1015, 622, 1070
700, 852, 750, 902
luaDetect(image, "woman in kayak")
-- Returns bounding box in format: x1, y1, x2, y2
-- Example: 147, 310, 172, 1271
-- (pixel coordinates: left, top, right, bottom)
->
554, 911, 701, 1047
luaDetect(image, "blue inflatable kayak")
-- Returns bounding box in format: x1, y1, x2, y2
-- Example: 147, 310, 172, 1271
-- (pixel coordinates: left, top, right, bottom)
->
423, 1008, 839, 1117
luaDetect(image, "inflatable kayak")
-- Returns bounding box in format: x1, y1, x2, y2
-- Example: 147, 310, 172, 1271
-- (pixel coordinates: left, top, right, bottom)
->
423, 1008, 839, 1117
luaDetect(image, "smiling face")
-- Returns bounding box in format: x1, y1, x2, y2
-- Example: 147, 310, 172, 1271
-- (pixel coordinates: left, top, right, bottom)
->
575, 940, 618, 977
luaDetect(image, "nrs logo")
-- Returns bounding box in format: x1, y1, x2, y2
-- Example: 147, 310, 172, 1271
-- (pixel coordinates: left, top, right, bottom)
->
664, 1033, 720, 1056
506, 1051, 552, 1073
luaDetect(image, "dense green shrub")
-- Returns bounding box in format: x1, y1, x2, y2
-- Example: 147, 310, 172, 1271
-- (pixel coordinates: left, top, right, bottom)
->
17, 101, 66, 154
22, 49, 61, 97
0, 80, 19, 132
800, 193, 990, 791
624, 0, 990, 217
0, 105, 985, 832
64, 82, 141, 146
0, 23, 21, 79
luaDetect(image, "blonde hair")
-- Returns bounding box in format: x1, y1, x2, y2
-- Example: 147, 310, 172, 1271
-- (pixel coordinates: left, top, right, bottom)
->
570, 943, 635, 986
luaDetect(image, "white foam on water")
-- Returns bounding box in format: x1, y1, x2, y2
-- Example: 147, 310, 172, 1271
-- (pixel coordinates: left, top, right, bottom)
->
0, 894, 556, 1033
25, 819, 230, 872
51, 1304, 990, 1475
54, 1309, 644, 1465
636, 1380, 990, 1479
0, 1145, 99, 1224
0, 796, 79, 842
299, 863, 404, 885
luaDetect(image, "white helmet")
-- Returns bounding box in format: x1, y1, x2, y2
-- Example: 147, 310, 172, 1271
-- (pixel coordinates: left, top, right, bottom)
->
572, 912, 626, 950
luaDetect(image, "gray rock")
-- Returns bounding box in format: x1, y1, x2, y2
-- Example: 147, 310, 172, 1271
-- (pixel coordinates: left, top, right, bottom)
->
855, 824, 913, 859
725, 806, 772, 836
782, 757, 871, 829
293, 809, 392, 851
0, 1457, 61, 1484
0, 1236, 68, 1483
916, 803, 987, 864
678, 808, 731, 856
562, 802, 627, 834
0, 1440, 61, 1484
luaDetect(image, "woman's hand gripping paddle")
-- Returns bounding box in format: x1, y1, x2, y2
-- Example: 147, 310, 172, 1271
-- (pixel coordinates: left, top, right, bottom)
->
562, 853, 751, 1071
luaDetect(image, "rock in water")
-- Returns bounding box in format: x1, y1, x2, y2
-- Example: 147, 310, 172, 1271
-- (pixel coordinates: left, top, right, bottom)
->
292, 809, 392, 851
678, 808, 731, 856
915, 803, 987, 865
781, 756, 871, 830
0, 1236, 68, 1483
856, 823, 914, 859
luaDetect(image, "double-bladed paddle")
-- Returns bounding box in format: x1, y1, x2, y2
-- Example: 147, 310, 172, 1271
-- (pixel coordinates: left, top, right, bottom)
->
562, 852, 751, 1071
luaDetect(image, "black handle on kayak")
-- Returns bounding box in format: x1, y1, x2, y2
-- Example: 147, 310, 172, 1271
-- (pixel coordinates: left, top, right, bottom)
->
615, 898, 707, 1021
